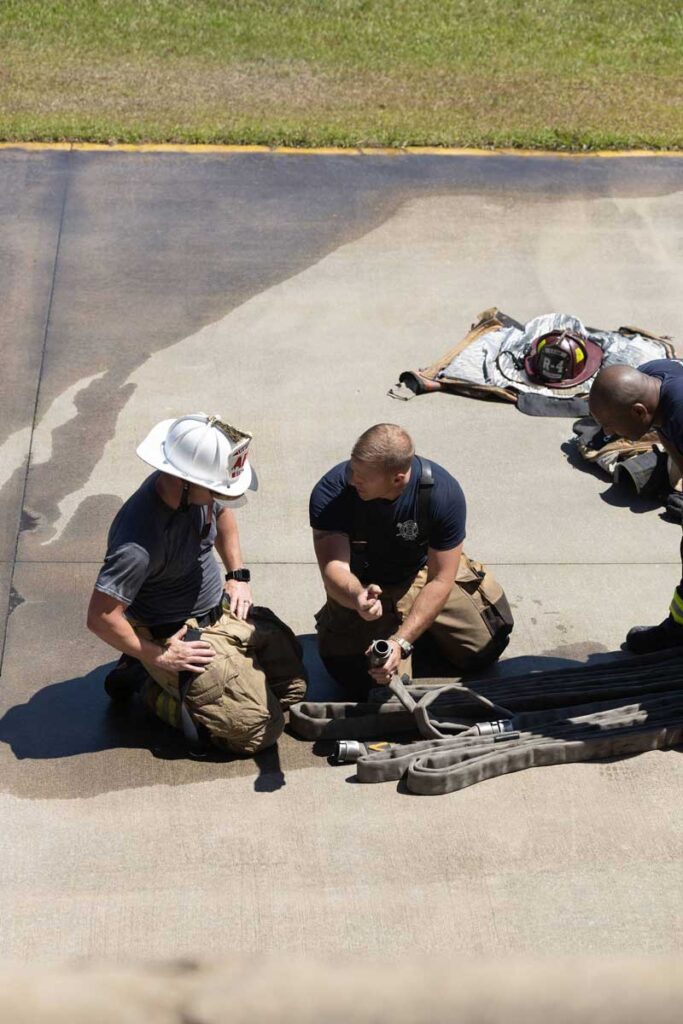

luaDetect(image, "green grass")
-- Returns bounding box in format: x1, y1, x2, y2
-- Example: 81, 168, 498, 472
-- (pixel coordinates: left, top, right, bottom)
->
1, 0, 682, 149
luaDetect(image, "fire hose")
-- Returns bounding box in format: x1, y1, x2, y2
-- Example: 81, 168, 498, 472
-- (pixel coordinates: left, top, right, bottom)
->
288, 649, 683, 795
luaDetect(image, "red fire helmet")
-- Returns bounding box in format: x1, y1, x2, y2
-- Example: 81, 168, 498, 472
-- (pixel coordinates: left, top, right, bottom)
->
523, 330, 604, 388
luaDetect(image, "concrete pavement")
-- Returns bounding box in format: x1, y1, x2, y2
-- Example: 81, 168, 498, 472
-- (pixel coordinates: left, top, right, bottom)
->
0, 148, 681, 959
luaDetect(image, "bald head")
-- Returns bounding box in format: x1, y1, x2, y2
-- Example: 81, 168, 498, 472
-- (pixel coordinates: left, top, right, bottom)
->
589, 365, 660, 440
590, 365, 652, 408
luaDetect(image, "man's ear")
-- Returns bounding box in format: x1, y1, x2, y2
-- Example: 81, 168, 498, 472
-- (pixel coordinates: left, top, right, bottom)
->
633, 402, 650, 423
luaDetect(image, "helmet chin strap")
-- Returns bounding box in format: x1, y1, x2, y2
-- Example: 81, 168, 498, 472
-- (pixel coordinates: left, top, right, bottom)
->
179, 479, 213, 539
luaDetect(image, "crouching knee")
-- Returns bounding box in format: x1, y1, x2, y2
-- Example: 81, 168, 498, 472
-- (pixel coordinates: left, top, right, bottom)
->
458, 631, 511, 674
267, 675, 307, 709
432, 618, 513, 675
210, 702, 286, 756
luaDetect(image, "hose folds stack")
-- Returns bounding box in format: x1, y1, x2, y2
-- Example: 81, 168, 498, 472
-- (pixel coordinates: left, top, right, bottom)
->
289, 650, 683, 795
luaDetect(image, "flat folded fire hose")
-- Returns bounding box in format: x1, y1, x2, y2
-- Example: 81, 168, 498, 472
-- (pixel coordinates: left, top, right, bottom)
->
288, 650, 683, 795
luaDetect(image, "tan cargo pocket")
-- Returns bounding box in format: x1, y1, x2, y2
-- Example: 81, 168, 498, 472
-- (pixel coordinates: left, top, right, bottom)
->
184, 664, 224, 710
456, 554, 514, 640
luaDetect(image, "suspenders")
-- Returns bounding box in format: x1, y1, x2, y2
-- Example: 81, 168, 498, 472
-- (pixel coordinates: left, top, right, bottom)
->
348, 457, 434, 580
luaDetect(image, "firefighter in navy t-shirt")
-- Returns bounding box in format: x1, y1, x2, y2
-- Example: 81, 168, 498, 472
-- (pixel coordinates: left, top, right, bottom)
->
309, 423, 513, 695
590, 360, 683, 652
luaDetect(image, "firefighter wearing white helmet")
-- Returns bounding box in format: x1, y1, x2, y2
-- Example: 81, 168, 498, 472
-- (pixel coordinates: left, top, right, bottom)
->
87, 414, 306, 756
136, 413, 256, 496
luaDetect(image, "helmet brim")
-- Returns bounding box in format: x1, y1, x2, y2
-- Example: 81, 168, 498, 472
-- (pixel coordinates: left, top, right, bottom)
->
524, 336, 604, 389
136, 418, 257, 496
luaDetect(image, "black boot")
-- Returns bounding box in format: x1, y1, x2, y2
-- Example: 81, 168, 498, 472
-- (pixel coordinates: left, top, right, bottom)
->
625, 617, 683, 654
104, 655, 148, 701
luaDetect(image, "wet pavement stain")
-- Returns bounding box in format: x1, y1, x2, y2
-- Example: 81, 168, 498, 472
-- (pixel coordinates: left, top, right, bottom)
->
540, 641, 611, 662
7, 586, 25, 615
4, 150, 683, 553
19, 510, 39, 533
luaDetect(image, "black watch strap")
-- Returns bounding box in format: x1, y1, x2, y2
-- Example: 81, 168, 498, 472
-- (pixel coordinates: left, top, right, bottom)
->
225, 568, 251, 583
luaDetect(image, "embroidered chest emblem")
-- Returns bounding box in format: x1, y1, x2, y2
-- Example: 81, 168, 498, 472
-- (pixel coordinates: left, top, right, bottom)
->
396, 520, 419, 541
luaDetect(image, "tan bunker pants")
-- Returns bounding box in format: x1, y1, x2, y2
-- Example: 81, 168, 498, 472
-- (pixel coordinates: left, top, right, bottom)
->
316, 554, 513, 691
137, 606, 307, 755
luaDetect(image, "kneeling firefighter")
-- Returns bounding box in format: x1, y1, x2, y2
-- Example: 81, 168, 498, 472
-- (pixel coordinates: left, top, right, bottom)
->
589, 361, 683, 654
87, 414, 306, 755
310, 423, 514, 696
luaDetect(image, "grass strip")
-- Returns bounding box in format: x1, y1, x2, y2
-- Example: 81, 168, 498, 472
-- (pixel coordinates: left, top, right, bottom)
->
1, 1, 682, 150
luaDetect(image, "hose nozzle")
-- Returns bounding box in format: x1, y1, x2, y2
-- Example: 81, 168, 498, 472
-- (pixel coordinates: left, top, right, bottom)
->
368, 639, 392, 667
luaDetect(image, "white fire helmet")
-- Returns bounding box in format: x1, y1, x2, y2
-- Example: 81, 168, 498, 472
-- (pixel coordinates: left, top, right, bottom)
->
136, 414, 257, 497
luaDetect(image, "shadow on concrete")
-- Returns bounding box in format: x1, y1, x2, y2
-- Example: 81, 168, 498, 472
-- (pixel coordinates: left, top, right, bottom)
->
475, 644, 621, 679
560, 436, 605, 477
298, 634, 347, 700
253, 745, 286, 792
560, 439, 665, 516
0, 660, 293, 796
0, 642, 628, 764
0, 662, 156, 761
0, 639, 336, 762
0, 639, 644, 802
598, 483, 664, 514
301, 631, 631, 688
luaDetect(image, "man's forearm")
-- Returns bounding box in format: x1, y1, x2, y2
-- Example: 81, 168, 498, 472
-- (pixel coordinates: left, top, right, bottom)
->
394, 578, 451, 644
322, 562, 365, 610
89, 609, 161, 664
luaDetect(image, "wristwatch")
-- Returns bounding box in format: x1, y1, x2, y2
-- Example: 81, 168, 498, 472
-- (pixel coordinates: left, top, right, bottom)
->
225, 568, 251, 583
392, 637, 413, 659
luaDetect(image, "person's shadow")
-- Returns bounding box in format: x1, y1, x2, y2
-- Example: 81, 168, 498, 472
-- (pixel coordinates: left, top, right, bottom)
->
0, 658, 291, 797
0, 662, 153, 761
0, 632, 653, 799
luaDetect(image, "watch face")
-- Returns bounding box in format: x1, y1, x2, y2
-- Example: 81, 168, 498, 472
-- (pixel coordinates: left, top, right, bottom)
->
227, 569, 250, 582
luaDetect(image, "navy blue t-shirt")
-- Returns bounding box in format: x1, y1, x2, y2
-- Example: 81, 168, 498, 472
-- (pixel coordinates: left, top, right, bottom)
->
309, 456, 466, 585
640, 359, 683, 452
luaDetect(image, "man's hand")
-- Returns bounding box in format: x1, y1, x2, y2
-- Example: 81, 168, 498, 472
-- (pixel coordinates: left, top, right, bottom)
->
224, 580, 253, 621
365, 639, 401, 684
153, 624, 216, 674
355, 584, 383, 621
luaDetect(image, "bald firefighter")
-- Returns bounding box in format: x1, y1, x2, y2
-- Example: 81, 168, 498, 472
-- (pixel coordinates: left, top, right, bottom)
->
590, 360, 683, 652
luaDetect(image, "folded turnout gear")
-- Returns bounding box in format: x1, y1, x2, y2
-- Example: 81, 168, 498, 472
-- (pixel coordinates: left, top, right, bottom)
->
613, 449, 670, 498
389, 308, 674, 416
570, 416, 682, 509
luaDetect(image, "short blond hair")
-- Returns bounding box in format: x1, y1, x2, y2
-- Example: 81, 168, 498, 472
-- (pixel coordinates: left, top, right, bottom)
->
351, 424, 415, 474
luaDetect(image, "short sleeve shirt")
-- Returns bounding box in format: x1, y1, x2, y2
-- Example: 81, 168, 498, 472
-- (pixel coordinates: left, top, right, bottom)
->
639, 359, 683, 453
309, 456, 466, 584
95, 473, 223, 625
